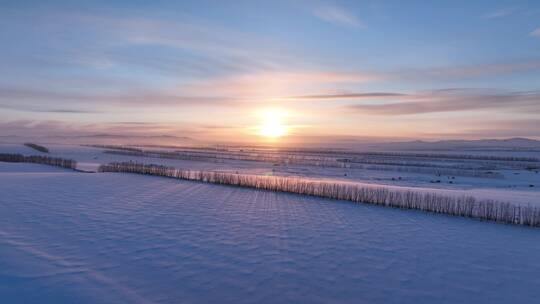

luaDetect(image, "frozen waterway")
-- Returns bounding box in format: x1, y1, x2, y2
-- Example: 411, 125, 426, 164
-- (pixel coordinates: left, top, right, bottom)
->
0, 163, 539, 303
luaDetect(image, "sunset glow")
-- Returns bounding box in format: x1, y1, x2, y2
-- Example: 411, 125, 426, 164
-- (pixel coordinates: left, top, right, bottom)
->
0, 1, 539, 143
258, 109, 288, 139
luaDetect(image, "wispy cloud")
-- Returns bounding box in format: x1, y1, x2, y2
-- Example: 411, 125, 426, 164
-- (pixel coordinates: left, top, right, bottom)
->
0, 67, 383, 115
346, 89, 540, 115
288, 92, 406, 100
2, 57, 538, 114
0, 103, 98, 114
111, 17, 290, 72
403, 59, 540, 80
482, 7, 517, 19
179, 71, 379, 99
0, 119, 251, 143
532, 28, 540, 37
0, 86, 237, 110
0, 120, 172, 137
0, 8, 300, 80
312, 5, 363, 28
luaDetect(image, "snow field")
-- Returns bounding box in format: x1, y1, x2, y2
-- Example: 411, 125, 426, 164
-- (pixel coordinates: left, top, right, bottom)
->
99, 162, 540, 227
1, 163, 540, 303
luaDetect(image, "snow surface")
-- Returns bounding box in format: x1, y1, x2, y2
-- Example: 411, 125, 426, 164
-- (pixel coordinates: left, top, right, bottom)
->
2, 143, 539, 205
1, 162, 540, 303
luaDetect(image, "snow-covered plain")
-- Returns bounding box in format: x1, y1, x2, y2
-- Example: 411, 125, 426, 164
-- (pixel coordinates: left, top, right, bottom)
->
2, 143, 539, 205
1, 162, 540, 303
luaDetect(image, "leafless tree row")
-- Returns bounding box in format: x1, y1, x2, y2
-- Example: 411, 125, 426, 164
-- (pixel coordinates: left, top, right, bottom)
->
0, 153, 77, 169
350, 155, 539, 170
24, 143, 49, 153
103, 149, 346, 167
88, 145, 143, 153
99, 162, 540, 227
358, 152, 539, 162
341, 157, 495, 170
103, 150, 502, 178
347, 163, 503, 178
98, 144, 537, 173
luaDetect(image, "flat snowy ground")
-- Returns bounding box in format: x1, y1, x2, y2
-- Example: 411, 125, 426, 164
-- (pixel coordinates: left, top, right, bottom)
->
1, 163, 539, 303
2, 143, 539, 205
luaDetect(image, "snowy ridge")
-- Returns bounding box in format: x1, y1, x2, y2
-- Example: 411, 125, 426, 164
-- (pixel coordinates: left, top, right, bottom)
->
99, 162, 540, 227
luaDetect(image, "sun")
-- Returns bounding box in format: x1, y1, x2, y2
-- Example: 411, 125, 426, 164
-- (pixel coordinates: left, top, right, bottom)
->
258, 109, 288, 138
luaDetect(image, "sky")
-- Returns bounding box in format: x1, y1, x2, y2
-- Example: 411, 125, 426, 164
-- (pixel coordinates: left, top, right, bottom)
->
1, 0, 540, 144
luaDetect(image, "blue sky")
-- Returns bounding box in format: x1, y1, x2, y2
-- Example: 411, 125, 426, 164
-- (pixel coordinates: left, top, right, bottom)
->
1, 0, 539, 143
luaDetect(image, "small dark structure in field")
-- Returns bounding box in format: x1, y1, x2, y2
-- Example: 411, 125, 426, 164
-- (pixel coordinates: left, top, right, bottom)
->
100, 162, 540, 227
0, 153, 76, 169
24, 143, 49, 153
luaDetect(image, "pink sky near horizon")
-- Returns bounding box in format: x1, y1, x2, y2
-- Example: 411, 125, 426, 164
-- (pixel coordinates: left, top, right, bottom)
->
1, 1, 540, 144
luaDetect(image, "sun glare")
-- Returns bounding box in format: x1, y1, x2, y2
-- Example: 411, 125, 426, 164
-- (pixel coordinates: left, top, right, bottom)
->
258, 109, 288, 138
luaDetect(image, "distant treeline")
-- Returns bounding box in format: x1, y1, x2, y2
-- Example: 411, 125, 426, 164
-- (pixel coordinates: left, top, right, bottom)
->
96, 144, 538, 174
340, 157, 496, 170
99, 162, 540, 227
103, 149, 503, 178
357, 152, 539, 162
349, 155, 540, 170
0, 153, 77, 169
102, 149, 343, 167
347, 163, 503, 178
87, 144, 143, 153
91, 144, 540, 163
24, 143, 49, 153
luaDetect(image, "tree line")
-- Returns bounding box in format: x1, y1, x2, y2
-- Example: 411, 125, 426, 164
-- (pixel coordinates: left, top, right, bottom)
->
0, 153, 77, 169
99, 162, 540, 227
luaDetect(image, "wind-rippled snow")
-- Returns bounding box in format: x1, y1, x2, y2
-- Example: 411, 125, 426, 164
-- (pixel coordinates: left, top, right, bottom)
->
1, 163, 539, 303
